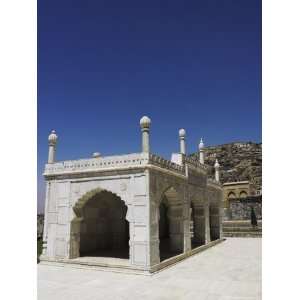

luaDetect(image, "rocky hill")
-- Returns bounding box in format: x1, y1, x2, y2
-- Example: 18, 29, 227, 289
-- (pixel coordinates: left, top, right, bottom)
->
190, 142, 262, 191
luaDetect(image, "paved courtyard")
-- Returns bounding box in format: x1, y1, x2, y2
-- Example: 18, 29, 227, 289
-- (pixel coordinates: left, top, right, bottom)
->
38, 238, 261, 300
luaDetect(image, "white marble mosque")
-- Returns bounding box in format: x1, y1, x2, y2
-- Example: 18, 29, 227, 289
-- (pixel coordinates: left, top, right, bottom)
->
40, 116, 223, 273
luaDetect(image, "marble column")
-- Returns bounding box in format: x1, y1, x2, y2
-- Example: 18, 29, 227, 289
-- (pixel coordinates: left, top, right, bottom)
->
214, 159, 220, 182
199, 138, 205, 164
204, 203, 211, 244
183, 201, 191, 252
179, 129, 186, 155
41, 181, 51, 256
168, 205, 184, 252
48, 130, 58, 163
193, 204, 205, 246
140, 116, 151, 153
209, 205, 220, 240
219, 204, 223, 239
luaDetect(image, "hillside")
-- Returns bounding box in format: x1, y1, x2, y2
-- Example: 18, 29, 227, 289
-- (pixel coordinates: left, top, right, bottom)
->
190, 142, 262, 191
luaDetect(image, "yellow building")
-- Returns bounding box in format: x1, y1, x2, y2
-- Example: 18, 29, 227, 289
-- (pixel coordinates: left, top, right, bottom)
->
223, 181, 255, 208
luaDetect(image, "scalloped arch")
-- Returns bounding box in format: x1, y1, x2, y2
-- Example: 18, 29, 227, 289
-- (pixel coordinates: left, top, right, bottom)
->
158, 185, 181, 205
73, 188, 126, 218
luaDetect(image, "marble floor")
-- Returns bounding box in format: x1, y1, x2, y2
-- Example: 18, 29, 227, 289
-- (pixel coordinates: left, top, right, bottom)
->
38, 237, 261, 300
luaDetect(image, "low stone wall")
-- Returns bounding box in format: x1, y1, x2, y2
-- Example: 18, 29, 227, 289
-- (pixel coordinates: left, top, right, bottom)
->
224, 196, 262, 221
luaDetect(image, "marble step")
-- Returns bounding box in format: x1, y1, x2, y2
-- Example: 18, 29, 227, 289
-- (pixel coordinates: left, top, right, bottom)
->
223, 231, 262, 238
223, 226, 261, 233
223, 220, 262, 228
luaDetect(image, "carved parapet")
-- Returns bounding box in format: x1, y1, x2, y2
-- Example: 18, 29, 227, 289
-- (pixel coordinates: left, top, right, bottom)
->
44, 153, 149, 176
148, 154, 185, 175
44, 152, 188, 178
184, 156, 208, 173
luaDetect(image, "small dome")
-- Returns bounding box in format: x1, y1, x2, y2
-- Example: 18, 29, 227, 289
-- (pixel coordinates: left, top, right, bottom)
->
198, 138, 204, 150
214, 159, 220, 168
48, 130, 58, 144
140, 116, 151, 128
179, 128, 186, 137
92, 152, 101, 158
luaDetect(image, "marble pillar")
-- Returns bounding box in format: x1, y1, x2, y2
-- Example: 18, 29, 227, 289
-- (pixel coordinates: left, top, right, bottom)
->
140, 116, 151, 153
48, 130, 57, 163
204, 203, 211, 244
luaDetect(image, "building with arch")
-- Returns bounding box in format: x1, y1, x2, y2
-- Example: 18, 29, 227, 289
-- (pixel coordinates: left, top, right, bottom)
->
40, 116, 223, 273
223, 181, 255, 208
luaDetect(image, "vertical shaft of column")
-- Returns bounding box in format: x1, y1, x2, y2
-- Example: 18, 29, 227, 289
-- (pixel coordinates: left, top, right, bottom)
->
219, 205, 223, 239
41, 181, 50, 256
140, 116, 151, 153
48, 130, 58, 163
168, 206, 184, 252
214, 159, 220, 182
199, 138, 205, 164
193, 204, 205, 246
183, 201, 191, 252
179, 129, 186, 155
205, 203, 211, 244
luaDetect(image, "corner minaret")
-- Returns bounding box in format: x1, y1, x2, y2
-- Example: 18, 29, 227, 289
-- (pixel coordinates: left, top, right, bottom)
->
214, 159, 220, 182
48, 130, 58, 164
179, 129, 186, 155
140, 116, 151, 153
199, 138, 205, 164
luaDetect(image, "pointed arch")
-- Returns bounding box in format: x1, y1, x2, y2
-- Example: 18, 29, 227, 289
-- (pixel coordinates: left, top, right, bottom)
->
228, 191, 236, 199
70, 188, 129, 259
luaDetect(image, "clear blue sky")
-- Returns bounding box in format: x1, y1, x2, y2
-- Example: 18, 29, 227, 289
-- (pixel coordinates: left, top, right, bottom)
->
38, 0, 261, 212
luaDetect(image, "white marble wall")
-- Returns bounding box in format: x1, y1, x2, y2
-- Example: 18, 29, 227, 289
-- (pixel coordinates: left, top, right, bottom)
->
42, 171, 155, 268
42, 162, 223, 270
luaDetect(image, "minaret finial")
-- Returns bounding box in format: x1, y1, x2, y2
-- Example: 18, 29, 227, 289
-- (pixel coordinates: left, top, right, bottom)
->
140, 116, 151, 152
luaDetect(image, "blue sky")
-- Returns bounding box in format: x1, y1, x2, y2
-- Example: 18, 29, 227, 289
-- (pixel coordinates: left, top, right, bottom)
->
38, 0, 261, 212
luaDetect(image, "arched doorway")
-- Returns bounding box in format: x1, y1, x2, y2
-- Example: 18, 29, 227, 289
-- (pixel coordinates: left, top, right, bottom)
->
228, 191, 236, 199
70, 189, 129, 259
158, 187, 184, 262
239, 191, 248, 198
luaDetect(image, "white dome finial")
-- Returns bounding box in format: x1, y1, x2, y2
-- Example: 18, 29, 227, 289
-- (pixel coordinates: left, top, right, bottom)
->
198, 138, 204, 150
48, 130, 58, 145
179, 128, 186, 138
214, 158, 220, 168
92, 152, 101, 158
140, 116, 151, 129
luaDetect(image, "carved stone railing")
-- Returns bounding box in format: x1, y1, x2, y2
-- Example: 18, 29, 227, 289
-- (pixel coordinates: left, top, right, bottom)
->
44, 153, 149, 175
184, 156, 208, 172
44, 152, 186, 177
149, 154, 185, 175
44, 151, 211, 178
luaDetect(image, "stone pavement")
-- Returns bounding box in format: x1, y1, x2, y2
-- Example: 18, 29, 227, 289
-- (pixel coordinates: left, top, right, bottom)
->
38, 238, 261, 300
